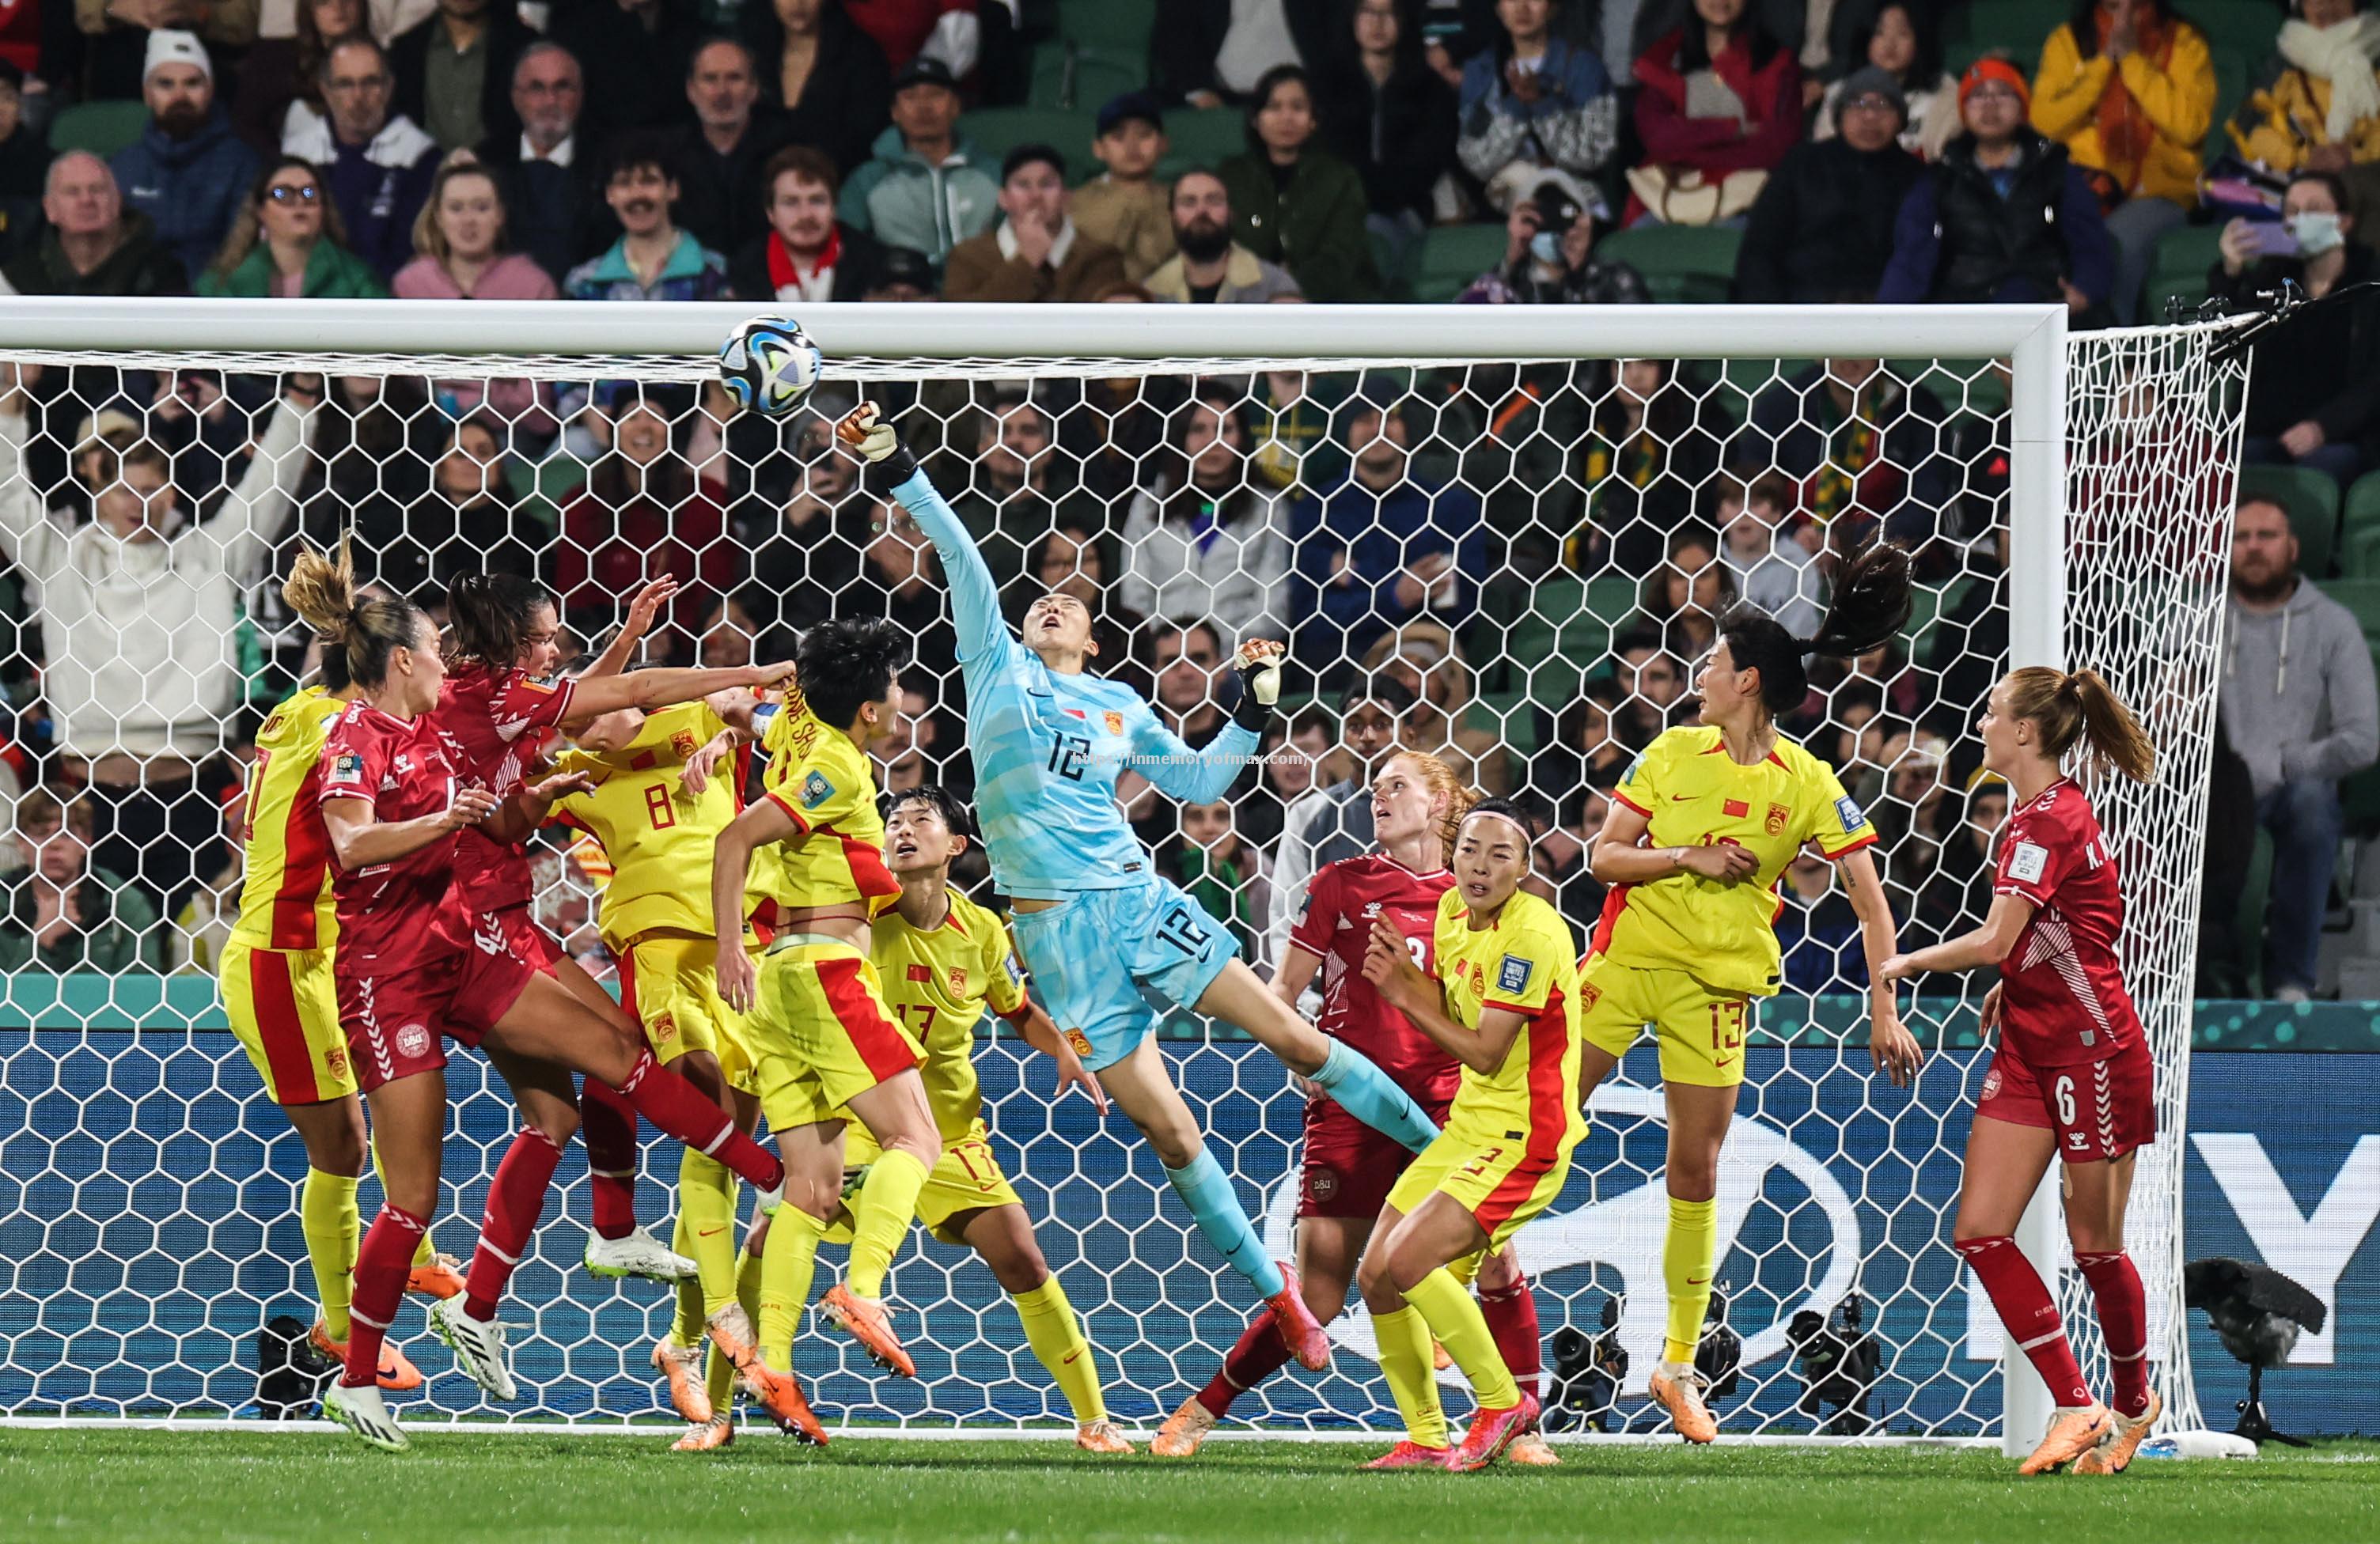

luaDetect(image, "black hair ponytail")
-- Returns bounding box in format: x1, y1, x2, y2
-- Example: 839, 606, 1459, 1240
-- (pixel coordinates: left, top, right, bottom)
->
1720, 540, 1913, 719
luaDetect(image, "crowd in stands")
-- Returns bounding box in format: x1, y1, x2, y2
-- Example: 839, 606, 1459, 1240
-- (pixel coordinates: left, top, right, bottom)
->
0, 0, 2371, 1001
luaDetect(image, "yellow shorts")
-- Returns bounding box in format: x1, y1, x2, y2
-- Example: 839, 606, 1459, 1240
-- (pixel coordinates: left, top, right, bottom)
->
836, 1117, 1024, 1247
616, 932, 757, 1094
218, 937, 354, 1105
1578, 956, 1754, 1089
747, 938, 923, 1131
1386, 1116, 1573, 1254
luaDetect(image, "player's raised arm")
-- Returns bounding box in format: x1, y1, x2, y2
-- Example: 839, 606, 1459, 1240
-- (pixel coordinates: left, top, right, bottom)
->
1836, 845, 1924, 1086
1126, 639, 1281, 805
710, 795, 802, 1012
838, 402, 1013, 669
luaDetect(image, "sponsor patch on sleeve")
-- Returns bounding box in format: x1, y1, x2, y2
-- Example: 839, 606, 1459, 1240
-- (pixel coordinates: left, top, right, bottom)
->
1496, 953, 1533, 995
2009, 841, 2048, 885
1293, 886, 1312, 925
1002, 953, 1025, 987
516, 672, 560, 693
327, 752, 366, 787
799, 770, 834, 810
1835, 795, 1866, 834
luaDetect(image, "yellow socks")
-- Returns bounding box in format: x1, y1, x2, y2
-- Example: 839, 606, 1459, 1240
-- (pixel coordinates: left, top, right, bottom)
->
301, 1167, 359, 1339
669, 1213, 704, 1350
758, 1205, 830, 1368
1662, 1195, 1719, 1365
677, 1146, 741, 1319
1011, 1275, 1105, 1425
1404, 1268, 1519, 1410
844, 1148, 930, 1300
1371, 1304, 1449, 1448
705, 1235, 765, 1413
370, 1139, 438, 1268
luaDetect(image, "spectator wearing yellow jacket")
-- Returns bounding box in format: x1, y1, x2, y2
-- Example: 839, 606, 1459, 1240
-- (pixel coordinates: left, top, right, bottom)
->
2031, 0, 2215, 323
2233, 0, 2380, 175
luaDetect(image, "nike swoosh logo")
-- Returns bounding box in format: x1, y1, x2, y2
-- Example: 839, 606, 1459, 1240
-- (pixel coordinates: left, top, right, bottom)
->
1686, 1277, 1711, 1287
1670, 794, 1692, 801
1063, 1349, 1082, 1364
697, 1226, 729, 1238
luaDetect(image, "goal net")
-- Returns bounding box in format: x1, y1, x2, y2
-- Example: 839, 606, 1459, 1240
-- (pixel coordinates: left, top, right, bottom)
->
0, 301, 2242, 1440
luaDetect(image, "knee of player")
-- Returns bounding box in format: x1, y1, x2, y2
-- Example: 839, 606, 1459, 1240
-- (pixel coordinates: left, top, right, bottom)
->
2064, 1213, 2122, 1256
1355, 1251, 1403, 1308
1666, 1161, 1719, 1205
532, 1106, 582, 1150
987, 1238, 1051, 1295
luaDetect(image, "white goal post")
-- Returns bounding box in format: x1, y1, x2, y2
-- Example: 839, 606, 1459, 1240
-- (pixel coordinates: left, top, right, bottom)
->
0, 298, 2242, 1447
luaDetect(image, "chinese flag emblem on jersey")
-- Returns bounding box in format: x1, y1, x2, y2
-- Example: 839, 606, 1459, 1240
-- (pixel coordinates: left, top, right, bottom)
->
1723, 798, 1750, 818
907, 963, 934, 983
1767, 803, 1791, 835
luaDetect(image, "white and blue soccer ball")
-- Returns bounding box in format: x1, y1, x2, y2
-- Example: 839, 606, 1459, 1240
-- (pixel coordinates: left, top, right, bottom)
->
718, 316, 823, 417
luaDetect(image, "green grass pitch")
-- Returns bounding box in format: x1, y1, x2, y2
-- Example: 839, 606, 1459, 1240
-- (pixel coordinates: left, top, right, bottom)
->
4, 1430, 2377, 1544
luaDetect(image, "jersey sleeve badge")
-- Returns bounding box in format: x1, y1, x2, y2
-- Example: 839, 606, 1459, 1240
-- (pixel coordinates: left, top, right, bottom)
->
800, 770, 835, 810
327, 752, 366, 790
1835, 795, 1865, 834
1497, 953, 1533, 994
1002, 953, 1025, 987
2009, 841, 2049, 884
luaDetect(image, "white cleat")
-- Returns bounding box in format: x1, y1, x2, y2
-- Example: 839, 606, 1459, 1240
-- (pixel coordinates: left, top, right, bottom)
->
431, 1295, 518, 1402
324, 1379, 408, 1452
584, 1225, 699, 1282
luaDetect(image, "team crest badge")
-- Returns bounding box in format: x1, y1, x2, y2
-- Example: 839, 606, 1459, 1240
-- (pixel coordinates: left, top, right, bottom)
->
1578, 982, 1601, 1012
1980, 1066, 2003, 1101
1063, 1027, 1094, 1057
324, 1046, 349, 1080
1767, 803, 1791, 836
395, 1024, 431, 1058
670, 730, 700, 762
1306, 1166, 1340, 1202
652, 1012, 677, 1045
800, 770, 835, 809
1103, 710, 1126, 737
948, 967, 968, 993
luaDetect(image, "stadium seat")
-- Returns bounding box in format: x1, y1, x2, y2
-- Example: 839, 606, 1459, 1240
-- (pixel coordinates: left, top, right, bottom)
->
2325, 578, 2380, 641
1055, 0, 1154, 55
2152, 222, 2224, 282
2239, 463, 2343, 578
2340, 472, 2380, 578
961, 105, 1100, 171
1954, 0, 2075, 56
1412, 223, 1506, 304
1158, 108, 1249, 180
1025, 43, 1145, 113
1594, 224, 1741, 305
47, 100, 148, 159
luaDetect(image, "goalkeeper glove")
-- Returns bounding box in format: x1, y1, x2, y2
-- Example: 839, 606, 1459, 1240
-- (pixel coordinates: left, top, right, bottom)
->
1230, 638, 1286, 732
836, 401, 919, 497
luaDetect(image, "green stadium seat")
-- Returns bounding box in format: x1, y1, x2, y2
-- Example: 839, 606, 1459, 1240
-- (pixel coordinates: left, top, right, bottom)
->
1594, 224, 1741, 305
2152, 221, 2223, 281
2239, 462, 2343, 578
961, 105, 1099, 172
1955, 0, 2074, 57
2342, 758, 2380, 837
1025, 43, 1144, 113
1412, 222, 1506, 303
1055, 0, 1154, 55
1157, 107, 1248, 180
2340, 472, 2380, 578
2325, 578, 2380, 640
48, 100, 148, 159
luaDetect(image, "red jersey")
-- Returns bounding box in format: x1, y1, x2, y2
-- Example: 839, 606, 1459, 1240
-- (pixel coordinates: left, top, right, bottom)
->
319, 704, 468, 969
1992, 778, 2145, 1068
1286, 853, 1461, 1104
432, 661, 578, 910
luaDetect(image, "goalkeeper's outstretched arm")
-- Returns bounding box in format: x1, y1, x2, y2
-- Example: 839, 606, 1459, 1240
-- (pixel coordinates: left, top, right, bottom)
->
1126, 638, 1283, 805
837, 403, 1010, 669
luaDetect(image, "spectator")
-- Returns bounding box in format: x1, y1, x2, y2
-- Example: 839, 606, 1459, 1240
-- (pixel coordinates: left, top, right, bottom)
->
1456, 0, 1618, 211
170, 785, 244, 974
2213, 494, 2379, 1000
0, 61, 41, 209
1315, 0, 1458, 242
737, 401, 870, 636
110, 32, 260, 283
407, 417, 547, 600
1775, 850, 1864, 993
1636, 528, 1734, 660
856, 501, 958, 675
0, 789, 162, 974
0, 365, 321, 917
1240, 705, 1332, 853
1458, 169, 1646, 301
1743, 354, 1951, 549
695, 592, 769, 669
1567, 356, 1725, 574
1913, 782, 2006, 959
1143, 168, 1303, 301
557, 392, 734, 641
1613, 629, 1685, 746
1119, 387, 1292, 645
1023, 521, 1150, 689
548, 0, 699, 143
1526, 678, 1627, 810
1172, 799, 1272, 963
565, 134, 730, 301
2212, 169, 2380, 484
948, 395, 1103, 592
1628, 0, 1802, 225
230, 0, 355, 154
196, 155, 388, 297
394, 161, 560, 447
72, 0, 258, 104
1290, 391, 1488, 678
0, 21, 44, 142
388, 0, 534, 153
1734, 65, 1924, 303
1812, 3, 1955, 160
1073, 92, 1177, 284
1359, 619, 1508, 793
1152, 0, 1335, 108
2031, 0, 2215, 324
1877, 58, 2116, 315
1111, 617, 1237, 832
863, 242, 938, 300
729, 145, 891, 302
944, 144, 1127, 302
284, 35, 439, 280
1265, 671, 1419, 963
1218, 63, 1381, 301
667, 36, 790, 258
2234, 0, 2380, 175
1714, 469, 1822, 639
738, 0, 893, 176
838, 55, 997, 267
837, 0, 978, 78
476, 41, 603, 289
0, 153, 186, 297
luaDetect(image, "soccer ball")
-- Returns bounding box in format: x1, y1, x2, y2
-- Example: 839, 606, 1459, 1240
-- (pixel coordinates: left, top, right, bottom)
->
718, 316, 823, 417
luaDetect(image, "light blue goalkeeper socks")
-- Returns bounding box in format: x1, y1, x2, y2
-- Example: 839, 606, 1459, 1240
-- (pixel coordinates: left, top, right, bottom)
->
1311, 1039, 1442, 1155
1163, 1149, 1285, 1299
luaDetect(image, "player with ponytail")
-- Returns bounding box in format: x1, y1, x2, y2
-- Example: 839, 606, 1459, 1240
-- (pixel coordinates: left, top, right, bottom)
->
1585, 540, 1926, 1445
1880, 666, 2162, 1475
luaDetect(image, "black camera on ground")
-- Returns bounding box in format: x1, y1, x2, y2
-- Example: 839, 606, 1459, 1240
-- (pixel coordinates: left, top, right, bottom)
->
1787, 1292, 1883, 1436
1545, 1292, 1627, 1432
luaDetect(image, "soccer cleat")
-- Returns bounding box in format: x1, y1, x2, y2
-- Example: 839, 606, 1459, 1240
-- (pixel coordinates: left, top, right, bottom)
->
820, 1285, 918, 1378
651, 1338, 714, 1425
1506, 1431, 1561, 1466
742, 1358, 830, 1447
431, 1296, 518, 1402
1076, 1419, 1135, 1455
672, 1414, 736, 1452
584, 1225, 699, 1283
2075, 1389, 2163, 1475
2020, 1402, 2113, 1476
1446, 1391, 1541, 1472
309, 1321, 423, 1392
324, 1379, 408, 1452
1648, 1364, 1718, 1444
405, 1253, 467, 1300
1362, 1440, 1452, 1470
1263, 1265, 1332, 1372
1152, 1395, 1218, 1459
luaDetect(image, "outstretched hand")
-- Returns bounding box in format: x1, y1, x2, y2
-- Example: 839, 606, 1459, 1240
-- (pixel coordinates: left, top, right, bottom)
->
1361, 914, 1431, 1013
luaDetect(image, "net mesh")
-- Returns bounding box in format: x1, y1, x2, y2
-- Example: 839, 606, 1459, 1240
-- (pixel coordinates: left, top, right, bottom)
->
0, 320, 2240, 1436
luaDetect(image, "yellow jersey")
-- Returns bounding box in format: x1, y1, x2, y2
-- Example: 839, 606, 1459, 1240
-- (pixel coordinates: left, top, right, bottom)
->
871, 888, 1033, 1141
549, 702, 760, 946
1597, 725, 1878, 994
230, 687, 346, 952
1434, 887, 1586, 1156
756, 689, 899, 918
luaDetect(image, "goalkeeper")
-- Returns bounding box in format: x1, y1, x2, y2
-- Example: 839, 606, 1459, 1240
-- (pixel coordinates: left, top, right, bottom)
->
837, 403, 1440, 1371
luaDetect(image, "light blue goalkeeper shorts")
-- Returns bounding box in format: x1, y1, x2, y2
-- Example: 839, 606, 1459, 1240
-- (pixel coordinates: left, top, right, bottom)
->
1007, 874, 1237, 1071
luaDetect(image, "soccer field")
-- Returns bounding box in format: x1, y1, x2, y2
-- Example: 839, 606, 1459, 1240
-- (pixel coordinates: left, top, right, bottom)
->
4, 1431, 2375, 1544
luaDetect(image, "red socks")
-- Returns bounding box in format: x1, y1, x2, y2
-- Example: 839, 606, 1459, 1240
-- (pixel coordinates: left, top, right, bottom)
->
1199, 1312, 1294, 1417
578, 1078, 639, 1242
464, 1127, 566, 1322
2078, 1250, 2151, 1417
617, 1047, 783, 1193
1480, 1273, 1543, 1391
1955, 1235, 2090, 1408
344, 1203, 427, 1387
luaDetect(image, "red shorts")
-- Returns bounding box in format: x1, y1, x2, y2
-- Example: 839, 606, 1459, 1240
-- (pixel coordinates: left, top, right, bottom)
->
477, 904, 563, 974
1977, 1038, 2156, 1164
339, 943, 537, 1094
1298, 1091, 1455, 1220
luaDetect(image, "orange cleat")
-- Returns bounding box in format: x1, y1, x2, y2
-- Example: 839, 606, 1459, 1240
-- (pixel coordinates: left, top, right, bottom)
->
820, 1285, 917, 1378
406, 1254, 467, 1300
1506, 1431, 1561, 1466
1152, 1395, 1218, 1459
1362, 1440, 1452, 1470
2021, 1403, 2113, 1476
1648, 1366, 1717, 1444
1446, 1392, 1541, 1473
672, 1415, 735, 1452
1264, 1265, 1331, 1372
1075, 1419, 1135, 1455
741, 1357, 830, 1447
309, 1321, 423, 1392
2075, 1389, 2162, 1475
650, 1338, 714, 1425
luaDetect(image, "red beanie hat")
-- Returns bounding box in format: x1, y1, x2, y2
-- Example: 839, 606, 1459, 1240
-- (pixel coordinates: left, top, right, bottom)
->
1958, 58, 2032, 114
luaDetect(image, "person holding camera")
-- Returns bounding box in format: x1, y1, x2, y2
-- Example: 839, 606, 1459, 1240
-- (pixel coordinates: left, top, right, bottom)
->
1457, 172, 1647, 305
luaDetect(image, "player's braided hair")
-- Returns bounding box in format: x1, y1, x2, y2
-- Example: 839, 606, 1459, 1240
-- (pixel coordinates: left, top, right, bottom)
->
445, 573, 558, 668
284, 540, 426, 693
1381, 749, 1475, 868
2003, 665, 2157, 784
797, 617, 910, 731
1721, 539, 1913, 719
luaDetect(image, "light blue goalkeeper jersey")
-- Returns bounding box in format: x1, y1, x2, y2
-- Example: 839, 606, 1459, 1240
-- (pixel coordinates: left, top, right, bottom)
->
891, 467, 1259, 901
